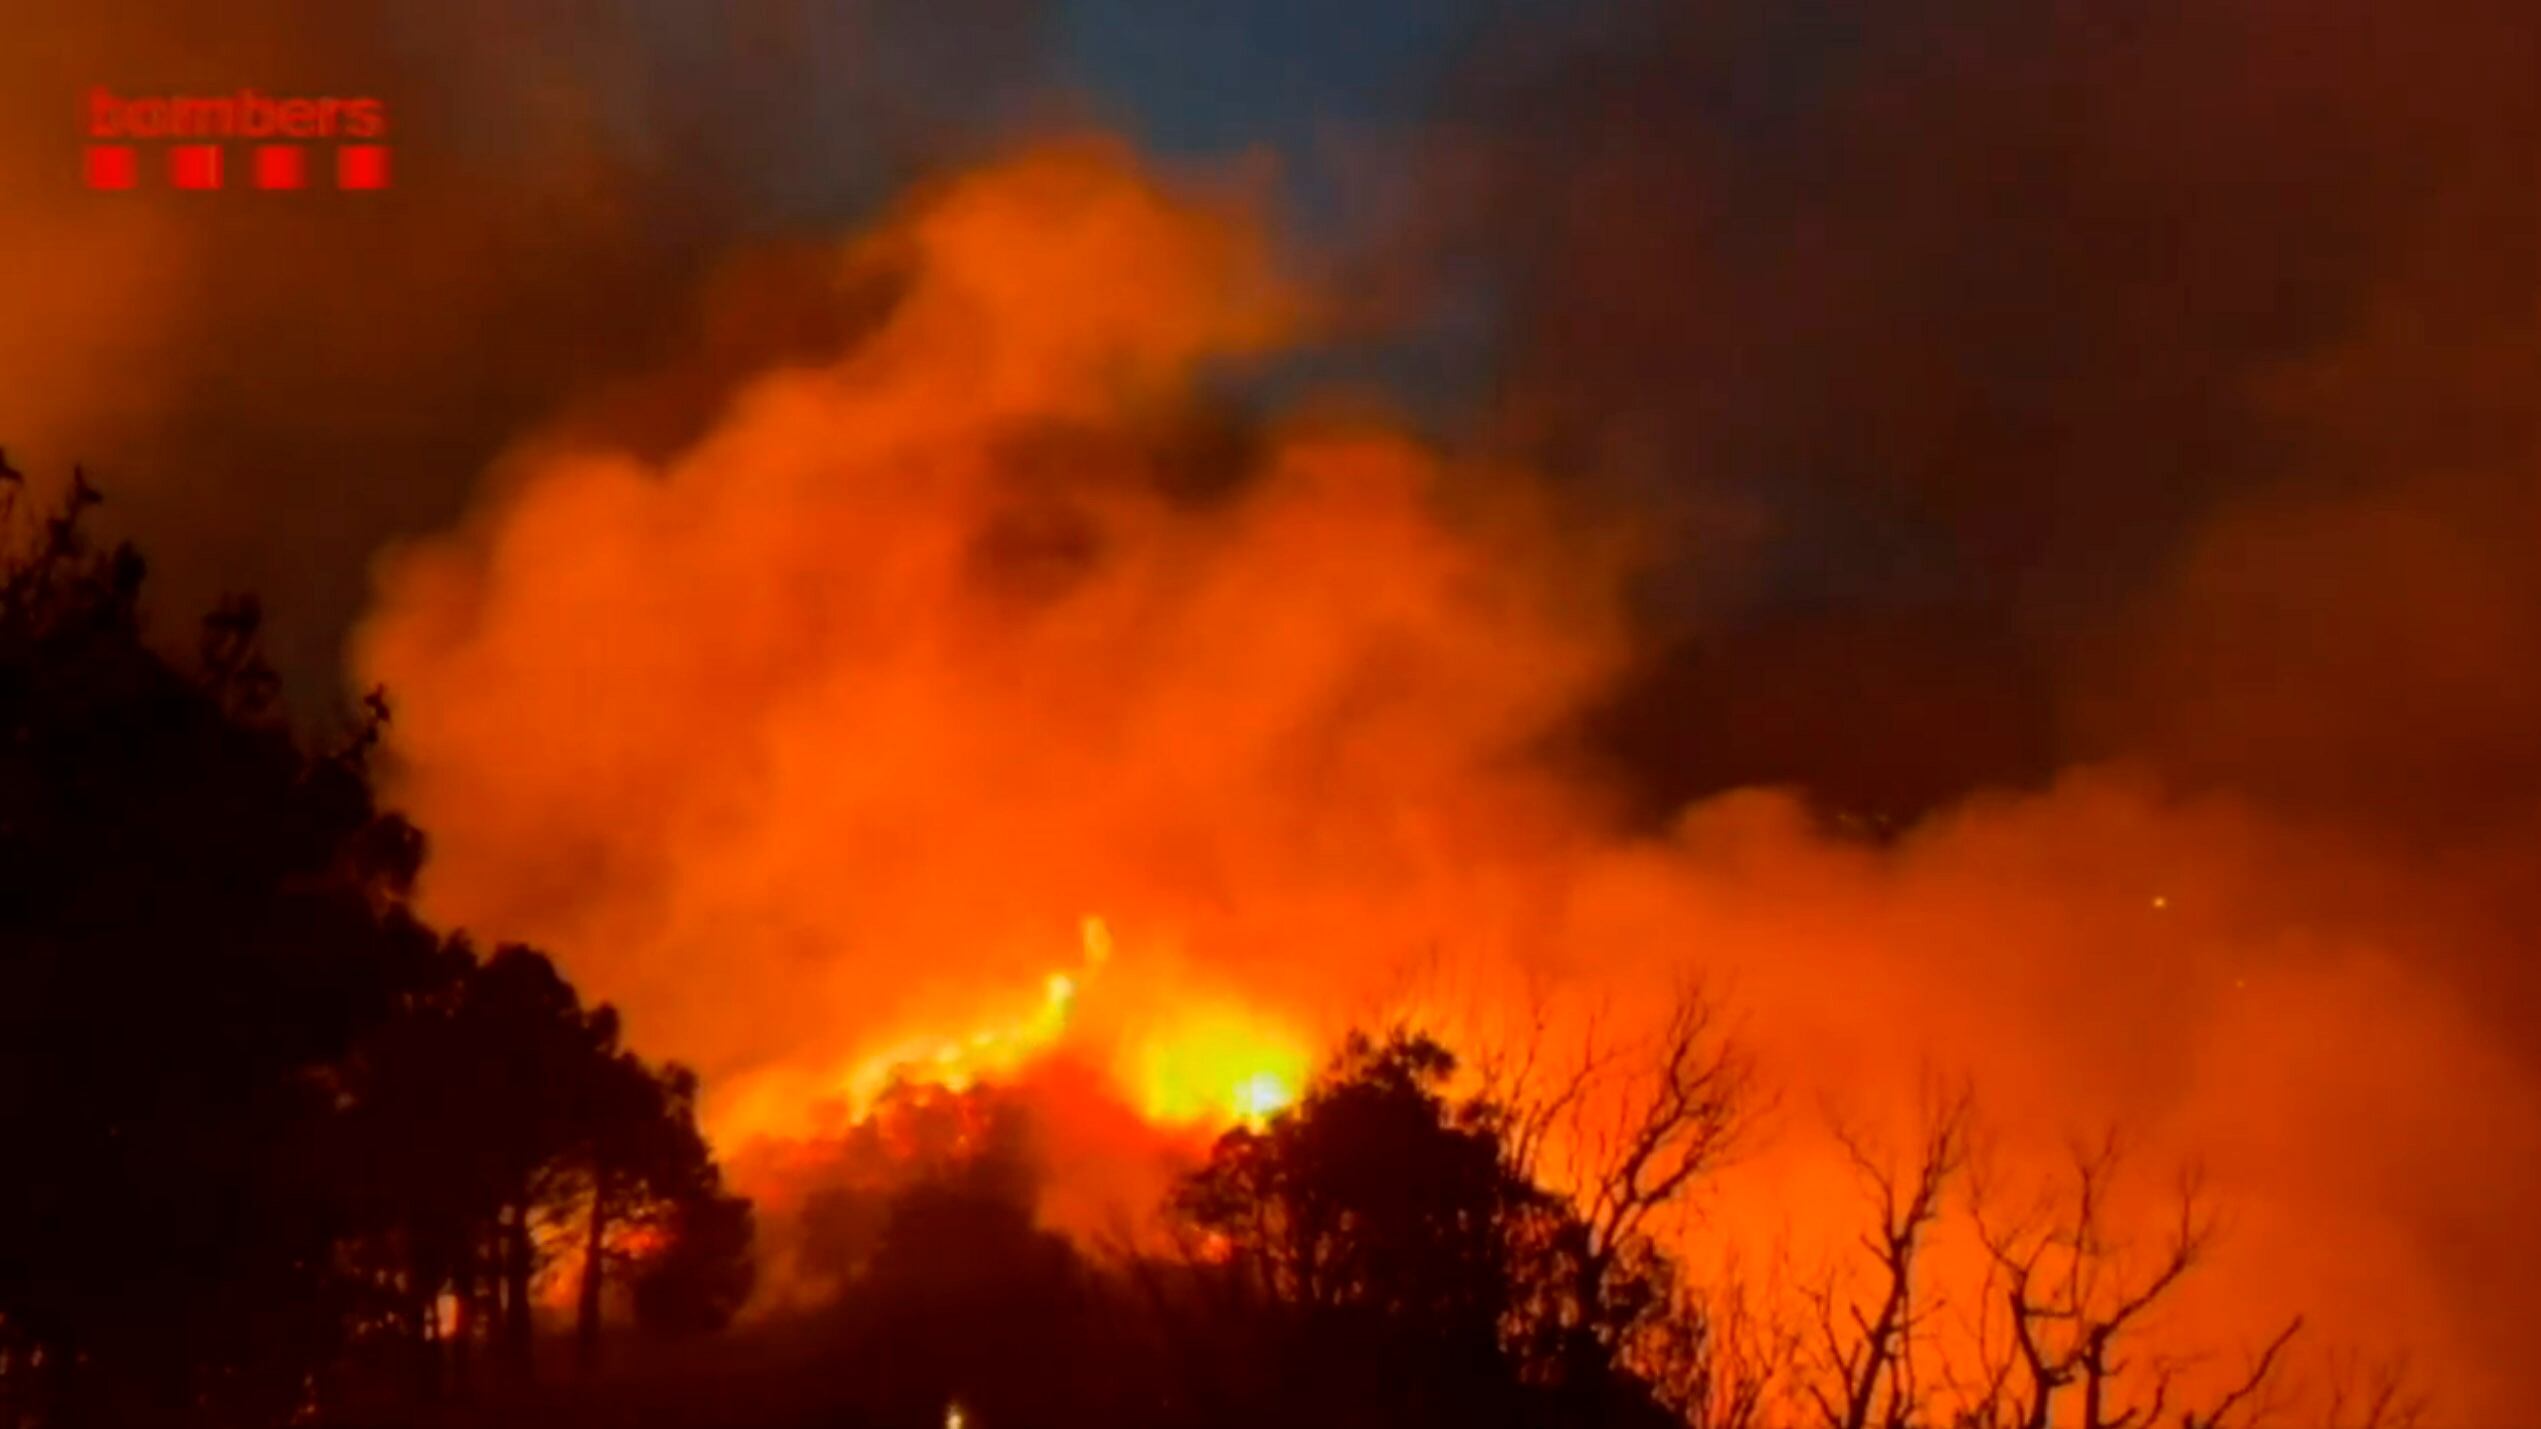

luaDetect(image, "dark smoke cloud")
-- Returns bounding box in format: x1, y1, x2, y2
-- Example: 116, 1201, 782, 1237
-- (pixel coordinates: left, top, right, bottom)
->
0, 0, 1060, 691
1417, 0, 2537, 832
1371, 12, 2539, 1403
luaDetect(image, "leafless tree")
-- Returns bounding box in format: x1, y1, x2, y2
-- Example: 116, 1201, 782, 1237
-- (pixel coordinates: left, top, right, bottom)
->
1473, 980, 1765, 1420
1955, 1131, 2321, 1429
2318, 1349, 2430, 1429
1789, 1084, 1973, 1429
1464, 994, 2426, 1429
1480, 980, 1760, 1263
1639, 1249, 1798, 1429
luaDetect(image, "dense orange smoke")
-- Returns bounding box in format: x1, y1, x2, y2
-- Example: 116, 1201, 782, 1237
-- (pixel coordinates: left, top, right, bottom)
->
356, 140, 2540, 1419
356, 138, 1609, 1136
1, 0, 1056, 686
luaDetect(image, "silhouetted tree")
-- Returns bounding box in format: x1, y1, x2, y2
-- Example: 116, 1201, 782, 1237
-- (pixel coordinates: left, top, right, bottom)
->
0, 468, 750, 1425
787, 1084, 1180, 1428
1476, 983, 1760, 1419
578, 1061, 754, 1363
1781, 1102, 2425, 1429
628, 1177, 755, 1340
0, 468, 437, 1424
1172, 1029, 1681, 1429
346, 942, 753, 1393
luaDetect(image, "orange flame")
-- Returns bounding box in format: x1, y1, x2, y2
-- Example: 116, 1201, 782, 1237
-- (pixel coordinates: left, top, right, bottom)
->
713, 914, 1307, 1151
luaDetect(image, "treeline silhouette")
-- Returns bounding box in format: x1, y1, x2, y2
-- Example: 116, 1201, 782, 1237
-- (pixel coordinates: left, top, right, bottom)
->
0, 468, 749, 1427
0, 466, 2415, 1429
477, 1023, 2417, 1429
468, 1031, 1699, 1429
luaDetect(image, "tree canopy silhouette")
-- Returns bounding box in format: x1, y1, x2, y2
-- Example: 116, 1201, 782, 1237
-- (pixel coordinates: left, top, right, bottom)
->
0, 467, 749, 1427
1169, 1029, 1683, 1429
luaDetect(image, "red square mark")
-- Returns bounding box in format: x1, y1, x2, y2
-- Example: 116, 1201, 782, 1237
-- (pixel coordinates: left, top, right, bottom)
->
336, 145, 390, 190
253, 145, 305, 190
170, 144, 223, 190
84, 145, 137, 190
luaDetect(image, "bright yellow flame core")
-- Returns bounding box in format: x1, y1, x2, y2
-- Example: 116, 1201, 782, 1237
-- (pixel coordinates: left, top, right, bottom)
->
1130, 1011, 1305, 1126
772, 916, 1309, 1143
1231, 1070, 1295, 1124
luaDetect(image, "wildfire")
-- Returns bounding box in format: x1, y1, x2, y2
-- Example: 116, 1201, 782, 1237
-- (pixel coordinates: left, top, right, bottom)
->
767, 915, 1308, 1148
1230, 1070, 1294, 1126
1124, 1008, 1303, 1128
352, 139, 2541, 1417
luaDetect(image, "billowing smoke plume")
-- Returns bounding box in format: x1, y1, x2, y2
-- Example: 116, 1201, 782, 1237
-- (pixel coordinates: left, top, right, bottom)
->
355, 129, 2540, 1421
1, 0, 1057, 686
357, 137, 1626, 1131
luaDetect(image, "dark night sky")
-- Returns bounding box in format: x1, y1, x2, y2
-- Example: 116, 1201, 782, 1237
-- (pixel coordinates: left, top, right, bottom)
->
1061, 0, 1528, 156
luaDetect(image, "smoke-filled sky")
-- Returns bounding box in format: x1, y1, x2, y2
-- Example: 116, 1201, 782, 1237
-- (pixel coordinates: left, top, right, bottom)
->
6, 0, 2538, 1418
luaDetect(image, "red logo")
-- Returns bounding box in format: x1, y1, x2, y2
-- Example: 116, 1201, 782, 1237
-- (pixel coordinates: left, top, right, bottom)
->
85, 87, 391, 191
